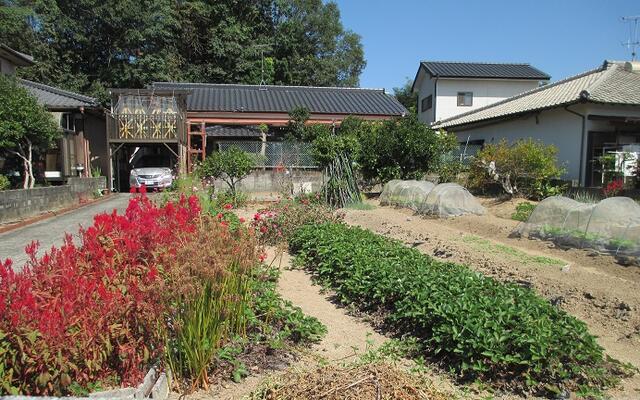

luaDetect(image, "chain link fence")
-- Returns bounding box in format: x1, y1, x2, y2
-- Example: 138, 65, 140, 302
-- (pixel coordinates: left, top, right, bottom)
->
217, 140, 317, 168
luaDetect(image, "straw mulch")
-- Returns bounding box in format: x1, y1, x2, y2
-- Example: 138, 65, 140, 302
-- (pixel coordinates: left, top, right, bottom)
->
250, 362, 450, 400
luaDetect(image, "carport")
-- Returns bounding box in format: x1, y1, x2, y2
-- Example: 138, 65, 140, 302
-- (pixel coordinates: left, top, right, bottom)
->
106, 89, 189, 191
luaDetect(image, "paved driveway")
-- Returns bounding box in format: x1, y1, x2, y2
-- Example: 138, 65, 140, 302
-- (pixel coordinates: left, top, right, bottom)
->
0, 193, 131, 270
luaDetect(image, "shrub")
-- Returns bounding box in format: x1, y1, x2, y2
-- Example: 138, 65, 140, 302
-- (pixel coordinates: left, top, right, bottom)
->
356, 115, 458, 183
197, 147, 255, 204
251, 195, 343, 245
511, 201, 535, 222
0, 193, 202, 395
290, 223, 621, 394
468, 139, 564, 200
0, 175, 10, 191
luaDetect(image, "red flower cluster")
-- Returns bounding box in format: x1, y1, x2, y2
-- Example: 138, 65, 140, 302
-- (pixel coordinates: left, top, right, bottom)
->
0, 193, 201, 395
603, 179, 624, 198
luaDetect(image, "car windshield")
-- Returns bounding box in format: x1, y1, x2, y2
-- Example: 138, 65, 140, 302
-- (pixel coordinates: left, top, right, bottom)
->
134, 155, 170, 168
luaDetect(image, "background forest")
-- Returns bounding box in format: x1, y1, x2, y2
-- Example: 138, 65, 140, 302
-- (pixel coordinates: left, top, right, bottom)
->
0, 0, 366, 103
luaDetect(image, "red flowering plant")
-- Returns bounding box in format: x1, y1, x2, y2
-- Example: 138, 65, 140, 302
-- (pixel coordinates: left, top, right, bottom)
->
0, 192, 203, 395
251, 194, 343, 245
603, 179, 624, 198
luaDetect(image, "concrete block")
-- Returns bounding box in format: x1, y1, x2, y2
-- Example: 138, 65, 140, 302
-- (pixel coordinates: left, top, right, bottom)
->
134, 367, 158, 399
150, 373, 168, 400
89, 387, 136, 399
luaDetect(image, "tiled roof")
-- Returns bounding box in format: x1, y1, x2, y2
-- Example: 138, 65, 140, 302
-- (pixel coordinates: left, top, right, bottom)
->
150, 82, 408, 116
19, 79, 97, 109
206, 125, 267, 138
433, 61, 640, 129
420, 61, 550, 80
0, 44, 34, 67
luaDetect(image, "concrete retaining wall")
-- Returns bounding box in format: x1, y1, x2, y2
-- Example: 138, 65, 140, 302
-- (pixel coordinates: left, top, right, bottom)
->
0, 177, 107, 223
213, 169, 323, 196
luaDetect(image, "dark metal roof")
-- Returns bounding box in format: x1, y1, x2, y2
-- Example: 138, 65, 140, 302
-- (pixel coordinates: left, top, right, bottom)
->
206, 125, 268, 138
150, 82, 408, 116
420, 61, 550, 80
19, 79, 98, 109
0, 44, 34, 67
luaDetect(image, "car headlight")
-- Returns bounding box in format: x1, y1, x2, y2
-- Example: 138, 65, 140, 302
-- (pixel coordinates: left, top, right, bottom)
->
131, 169, 138, 176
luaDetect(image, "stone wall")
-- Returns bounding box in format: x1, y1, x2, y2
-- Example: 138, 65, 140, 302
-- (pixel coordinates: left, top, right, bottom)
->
0, 177, 107, 224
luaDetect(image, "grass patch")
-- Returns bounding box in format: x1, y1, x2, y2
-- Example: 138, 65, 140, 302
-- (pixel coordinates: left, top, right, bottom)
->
462, 234, 564, 266
511, 201, 535, 222
344, 201, 376, 210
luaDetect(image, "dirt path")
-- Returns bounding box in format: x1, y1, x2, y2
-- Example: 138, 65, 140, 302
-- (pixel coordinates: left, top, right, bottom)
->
271, 249, 388, 361
343, 199, 640, 398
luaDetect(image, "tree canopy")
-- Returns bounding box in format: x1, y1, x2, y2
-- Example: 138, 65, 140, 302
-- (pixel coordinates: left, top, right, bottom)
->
0, 74, 60, 188
0, 0, 366, 103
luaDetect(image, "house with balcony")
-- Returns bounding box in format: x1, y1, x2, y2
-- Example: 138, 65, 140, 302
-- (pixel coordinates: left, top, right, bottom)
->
106, 83, 407, 191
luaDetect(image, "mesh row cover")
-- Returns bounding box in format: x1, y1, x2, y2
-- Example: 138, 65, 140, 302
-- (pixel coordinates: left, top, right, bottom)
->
515, 196, 640, 262
379, 180, 486, 217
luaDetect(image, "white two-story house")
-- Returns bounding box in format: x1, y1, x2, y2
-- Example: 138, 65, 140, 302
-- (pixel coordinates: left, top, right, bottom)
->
412, 61, 550, 125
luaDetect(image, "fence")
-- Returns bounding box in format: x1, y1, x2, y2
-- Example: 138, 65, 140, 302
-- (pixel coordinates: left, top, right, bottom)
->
217, 141, 317, 168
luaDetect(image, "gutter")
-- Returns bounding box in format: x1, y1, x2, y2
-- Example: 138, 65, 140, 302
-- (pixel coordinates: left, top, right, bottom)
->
564, 103, 586, 186
433, 75, 438, 122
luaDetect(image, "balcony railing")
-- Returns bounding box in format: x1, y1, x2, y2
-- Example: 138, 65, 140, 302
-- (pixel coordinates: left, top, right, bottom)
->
107, 112, 186, 142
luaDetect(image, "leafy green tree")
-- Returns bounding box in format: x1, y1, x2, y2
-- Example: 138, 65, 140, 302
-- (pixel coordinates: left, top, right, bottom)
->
198, 147, 255, 202
0, 0, 365, 102
393, 78, 417, 114
0, 75, 60, 188
357, 115, 458, 182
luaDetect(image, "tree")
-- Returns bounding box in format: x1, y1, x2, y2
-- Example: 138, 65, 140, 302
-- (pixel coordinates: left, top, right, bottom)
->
393, 78, 417, 114
356, 115, 458, 182
0, 0, 366, 103
0, 75, 60, 188
197, 147, 255, 202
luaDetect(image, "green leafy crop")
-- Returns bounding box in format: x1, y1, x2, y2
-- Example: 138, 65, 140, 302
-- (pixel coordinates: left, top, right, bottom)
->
290, 223, 623, 395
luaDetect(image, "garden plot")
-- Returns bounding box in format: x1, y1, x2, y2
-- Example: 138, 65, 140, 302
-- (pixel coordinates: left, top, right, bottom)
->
344, 198, 640, 398
515, 196, 640, 265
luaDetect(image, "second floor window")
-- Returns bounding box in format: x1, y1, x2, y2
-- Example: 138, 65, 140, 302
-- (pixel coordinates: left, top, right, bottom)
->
421, 95, 433, 112
457, 92, 473, 107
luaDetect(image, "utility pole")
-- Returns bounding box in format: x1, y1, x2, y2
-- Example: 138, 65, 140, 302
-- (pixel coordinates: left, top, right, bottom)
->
622, 15, 640, 61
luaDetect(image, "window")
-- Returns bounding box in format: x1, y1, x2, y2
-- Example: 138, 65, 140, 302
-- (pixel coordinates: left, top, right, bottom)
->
60, 113, 75, 132
421, 95, 432, 112
457, 92, 473, 107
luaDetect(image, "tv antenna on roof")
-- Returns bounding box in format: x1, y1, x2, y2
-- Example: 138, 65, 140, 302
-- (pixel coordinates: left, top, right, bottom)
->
622, 15, 640, 61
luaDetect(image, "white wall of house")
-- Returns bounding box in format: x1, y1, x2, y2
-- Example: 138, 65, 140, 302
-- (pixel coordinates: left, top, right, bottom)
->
449, 103, 640, 186
435, 79, 539, 122
416, 73, 436, 123
416, 74, 541, 125
452, 107, 584, 182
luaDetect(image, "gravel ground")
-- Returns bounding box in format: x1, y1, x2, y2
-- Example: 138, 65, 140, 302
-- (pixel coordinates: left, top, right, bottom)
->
0, 193, 131, 270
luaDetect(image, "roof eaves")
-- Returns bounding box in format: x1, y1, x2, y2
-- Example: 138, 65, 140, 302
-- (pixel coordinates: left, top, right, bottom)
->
19, 79, 98, 106
434, 99, 584, 130
0, 44, 34, 66
433, 64, 608, 128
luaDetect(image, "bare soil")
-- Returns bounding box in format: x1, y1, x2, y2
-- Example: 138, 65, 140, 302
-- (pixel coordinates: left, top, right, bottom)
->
342, 197, 640, 398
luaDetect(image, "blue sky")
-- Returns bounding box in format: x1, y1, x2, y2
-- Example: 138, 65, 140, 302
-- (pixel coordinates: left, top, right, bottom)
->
333, 0, 640, 92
